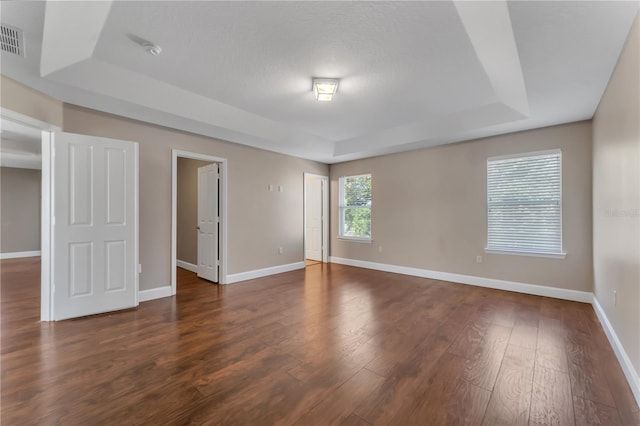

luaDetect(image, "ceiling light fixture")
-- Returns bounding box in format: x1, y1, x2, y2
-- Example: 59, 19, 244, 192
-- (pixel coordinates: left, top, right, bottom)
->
143, 42, 162, 56
313, 78, 339, 102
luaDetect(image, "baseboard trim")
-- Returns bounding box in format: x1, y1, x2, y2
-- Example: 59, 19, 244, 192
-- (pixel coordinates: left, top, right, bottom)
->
328, 256, 592, 303
138, 286, 172, 302
0, 250, 41, 259
176, 260, 197, 273
226, 261, 306, 284
592, 296, 640, 407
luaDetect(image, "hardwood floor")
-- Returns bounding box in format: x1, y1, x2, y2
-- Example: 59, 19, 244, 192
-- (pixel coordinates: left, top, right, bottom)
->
2, 258, 638, 425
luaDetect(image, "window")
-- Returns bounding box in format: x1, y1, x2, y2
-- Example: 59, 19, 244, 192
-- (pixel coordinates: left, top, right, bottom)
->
486, 150, 564, 257
339, 174, 372, 240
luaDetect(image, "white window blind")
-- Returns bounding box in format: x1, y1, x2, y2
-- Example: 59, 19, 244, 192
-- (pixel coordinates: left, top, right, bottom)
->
339, 174, 372, 240
487, 150, 563, 256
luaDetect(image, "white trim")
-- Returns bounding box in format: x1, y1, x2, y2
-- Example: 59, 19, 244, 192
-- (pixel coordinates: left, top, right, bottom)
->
303, 172, 329, 264
337, 236, 372, 244
138, 286, 173, 302
171, 149, 228, 294
41, 132, 53, 321
176, 260, 197, 273
0, 108, 60, 132
134, 142, 140, 307
0, 250, 41, 259
592, 296, 640, 407
487, 148, 562, 162
328, 256, 592, 303
226, 261, 305, 284
484, 249, 566, 259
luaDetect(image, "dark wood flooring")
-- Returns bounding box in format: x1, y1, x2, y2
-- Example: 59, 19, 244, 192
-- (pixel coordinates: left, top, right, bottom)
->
2, 258, 638, 425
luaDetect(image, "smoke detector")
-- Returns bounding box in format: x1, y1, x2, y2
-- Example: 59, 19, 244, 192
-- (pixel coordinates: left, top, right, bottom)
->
143, 42, 162, 56
0, 24, 24, 57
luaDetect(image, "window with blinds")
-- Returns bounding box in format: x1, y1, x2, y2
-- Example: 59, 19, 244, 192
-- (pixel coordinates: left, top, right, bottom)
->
486, 150, 564, 257
339, 174, 372, 240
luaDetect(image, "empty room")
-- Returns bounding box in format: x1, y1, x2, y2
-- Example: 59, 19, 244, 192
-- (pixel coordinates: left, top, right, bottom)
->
1, 1, 639, 425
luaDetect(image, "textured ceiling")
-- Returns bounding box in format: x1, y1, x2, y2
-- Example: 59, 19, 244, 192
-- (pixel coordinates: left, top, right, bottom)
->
1, 1, 638, 163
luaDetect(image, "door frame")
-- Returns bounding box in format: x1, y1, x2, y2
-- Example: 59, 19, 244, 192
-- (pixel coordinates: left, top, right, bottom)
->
171, 149, 228, 292
303, 173, 329, 263
0, 108, 61, 321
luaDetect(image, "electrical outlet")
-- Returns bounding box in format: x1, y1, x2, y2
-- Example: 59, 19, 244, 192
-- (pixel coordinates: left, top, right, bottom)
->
268, 184, 274, 192
476, 255, 483, 264
378, 246, 383, 253
278, 247, 283, 254
278, 185, 283, 192
613, 290, 617, 306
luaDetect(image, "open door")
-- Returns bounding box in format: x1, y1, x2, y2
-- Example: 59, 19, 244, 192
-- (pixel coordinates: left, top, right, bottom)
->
197, 163, 219, 282
51, 132, 138, 320
305, 178, 323, 261
304, 173, 329, 264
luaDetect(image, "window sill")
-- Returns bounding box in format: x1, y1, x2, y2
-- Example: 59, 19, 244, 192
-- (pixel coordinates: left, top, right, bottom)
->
337, 236, 372, 244
484, 249, 566, 259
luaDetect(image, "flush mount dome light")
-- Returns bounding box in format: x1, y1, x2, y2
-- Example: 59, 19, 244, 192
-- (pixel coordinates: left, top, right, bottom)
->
313, 78, 339, 102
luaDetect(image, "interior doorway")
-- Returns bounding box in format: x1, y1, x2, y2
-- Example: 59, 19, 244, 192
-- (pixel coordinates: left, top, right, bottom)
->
303, 173, 329, 265
175, 158, 214, 275
0, 108, 61, 321
171, 150, 228, 293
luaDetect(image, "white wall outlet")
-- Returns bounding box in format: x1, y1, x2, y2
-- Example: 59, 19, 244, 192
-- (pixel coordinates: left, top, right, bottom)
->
278, 247, 283, 254
378, 245, 383, 253
476, 255, 483, 263
278, 185, 283, 192
613, 290, 617, 306
268, 184, 274, 192
138, 264, 142, 273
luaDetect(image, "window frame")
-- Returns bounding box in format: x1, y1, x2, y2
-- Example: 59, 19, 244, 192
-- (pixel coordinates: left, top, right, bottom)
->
338, 174, 372, 243
485, 149, 566, 259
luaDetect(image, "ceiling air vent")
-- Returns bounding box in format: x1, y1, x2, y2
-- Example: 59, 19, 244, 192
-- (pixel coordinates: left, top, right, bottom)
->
1, 24, 24, 57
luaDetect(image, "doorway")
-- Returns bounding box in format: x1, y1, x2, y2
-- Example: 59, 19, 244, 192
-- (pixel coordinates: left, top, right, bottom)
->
171, 150, 228, 293
0, 108, 61, 321
176, 158, 220, 283
303, 173, 329, 265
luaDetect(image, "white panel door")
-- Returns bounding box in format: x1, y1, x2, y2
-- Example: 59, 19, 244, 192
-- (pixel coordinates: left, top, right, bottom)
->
306, 178, 323, 261
53, 132, 138, 320
197, 164, 219, 282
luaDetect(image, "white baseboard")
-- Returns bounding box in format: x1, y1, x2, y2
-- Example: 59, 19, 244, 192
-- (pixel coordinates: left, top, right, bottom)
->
176, 260, 197, 273
592, 296, 640, 407
226, 261, 306, 284
138, 286, 172, 302
328, 256, 592, 303
0, 250, 41, 259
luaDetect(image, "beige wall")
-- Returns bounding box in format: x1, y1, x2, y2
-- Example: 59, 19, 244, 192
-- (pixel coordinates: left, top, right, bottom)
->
1, 167, 41, 253
593, 14, 640, 377
177, 158, 213, 265
1, 76, 63, 128
62, 104, 328, 290
330, 121, 593, 292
